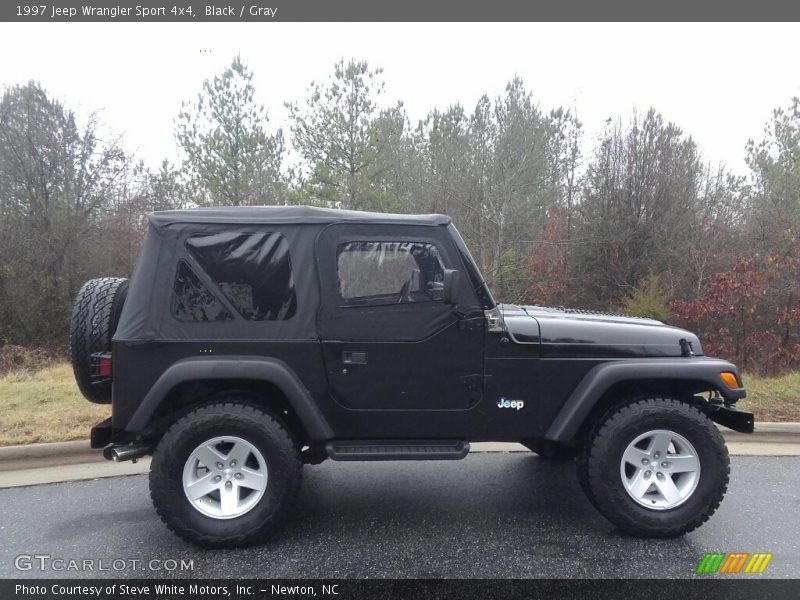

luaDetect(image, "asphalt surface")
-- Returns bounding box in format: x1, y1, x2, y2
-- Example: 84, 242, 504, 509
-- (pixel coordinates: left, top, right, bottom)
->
1, 454, 798, 579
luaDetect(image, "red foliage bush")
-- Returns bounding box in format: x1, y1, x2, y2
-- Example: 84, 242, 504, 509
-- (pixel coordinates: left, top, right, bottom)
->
669, 244, 800, 375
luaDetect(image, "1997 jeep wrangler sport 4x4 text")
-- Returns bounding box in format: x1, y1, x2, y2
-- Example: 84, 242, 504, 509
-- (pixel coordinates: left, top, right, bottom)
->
69, 206, 753, 548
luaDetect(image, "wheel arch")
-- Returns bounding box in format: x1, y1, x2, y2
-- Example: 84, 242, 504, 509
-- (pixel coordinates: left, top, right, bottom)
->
544, 359, 746, 444
124, 356, 333, 443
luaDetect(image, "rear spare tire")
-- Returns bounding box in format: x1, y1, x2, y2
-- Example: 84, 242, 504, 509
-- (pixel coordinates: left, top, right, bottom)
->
69, 277, 129, 404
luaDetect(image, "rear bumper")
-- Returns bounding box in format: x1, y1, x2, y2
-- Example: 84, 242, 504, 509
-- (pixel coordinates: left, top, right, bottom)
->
90, 417, 113, 449
92, 417, 153, 461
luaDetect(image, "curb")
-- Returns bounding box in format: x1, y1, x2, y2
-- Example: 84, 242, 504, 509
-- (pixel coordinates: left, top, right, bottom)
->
0, 440, 103, 473
0, 439, 96, 462
0, 422, 798, 467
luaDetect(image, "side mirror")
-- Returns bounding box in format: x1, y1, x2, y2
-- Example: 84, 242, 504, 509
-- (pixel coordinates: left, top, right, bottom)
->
443, 269, 460, 305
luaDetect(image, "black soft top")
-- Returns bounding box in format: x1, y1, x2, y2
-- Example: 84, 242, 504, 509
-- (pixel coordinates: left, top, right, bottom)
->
149, 206, 452, 228
115, 206, 469, 344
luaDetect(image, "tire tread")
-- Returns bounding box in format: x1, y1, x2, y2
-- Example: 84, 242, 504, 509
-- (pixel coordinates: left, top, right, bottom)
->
149, 400, 302, 548
69, 277, 128, 403
578, 396, 729, 537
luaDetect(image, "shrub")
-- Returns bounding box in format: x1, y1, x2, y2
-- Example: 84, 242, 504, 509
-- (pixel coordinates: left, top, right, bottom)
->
622, 273, 670, 321
669, 253, 799, 375
0, 345, 59, 376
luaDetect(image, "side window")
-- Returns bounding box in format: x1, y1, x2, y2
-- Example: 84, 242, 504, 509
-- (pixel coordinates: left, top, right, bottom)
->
172, 261, 233, 322
185, 232, 297, 321
337, 241, 445, 307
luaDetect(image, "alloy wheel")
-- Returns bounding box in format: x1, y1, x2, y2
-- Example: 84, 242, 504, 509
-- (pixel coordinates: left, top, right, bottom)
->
182, 436, 268, 519
619, 429, 700, 510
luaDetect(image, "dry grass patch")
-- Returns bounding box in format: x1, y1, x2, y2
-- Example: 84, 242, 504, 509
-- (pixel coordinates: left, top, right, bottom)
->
739, 372, 800, 422
0, 363, 109, 446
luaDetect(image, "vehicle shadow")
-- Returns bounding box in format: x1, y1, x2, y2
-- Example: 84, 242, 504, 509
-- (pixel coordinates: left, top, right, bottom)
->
274, 453, 609, 541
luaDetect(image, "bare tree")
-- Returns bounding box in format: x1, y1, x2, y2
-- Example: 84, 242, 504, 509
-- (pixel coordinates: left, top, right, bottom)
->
0, 81, 127, 344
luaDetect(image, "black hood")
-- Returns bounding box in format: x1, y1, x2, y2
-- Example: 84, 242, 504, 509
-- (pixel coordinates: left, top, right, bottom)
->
500, 304, 703, 358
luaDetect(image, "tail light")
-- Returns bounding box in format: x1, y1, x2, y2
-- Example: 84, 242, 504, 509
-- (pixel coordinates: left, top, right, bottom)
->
90, 352, 113, 382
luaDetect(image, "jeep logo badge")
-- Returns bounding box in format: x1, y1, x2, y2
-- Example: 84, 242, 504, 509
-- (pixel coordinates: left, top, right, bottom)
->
497, 398, 524, 410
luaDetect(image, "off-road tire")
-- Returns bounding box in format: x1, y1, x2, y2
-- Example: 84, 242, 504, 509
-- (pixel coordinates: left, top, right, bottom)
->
149, 401, 302, 548
68, 277, 129, 404
577, 397, 729, 537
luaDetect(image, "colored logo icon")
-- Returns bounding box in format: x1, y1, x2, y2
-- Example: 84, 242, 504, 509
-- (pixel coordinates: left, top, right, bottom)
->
696, 552, 773, 574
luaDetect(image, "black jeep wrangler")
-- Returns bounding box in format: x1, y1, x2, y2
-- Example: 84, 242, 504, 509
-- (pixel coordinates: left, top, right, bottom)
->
69, 206, 753, 547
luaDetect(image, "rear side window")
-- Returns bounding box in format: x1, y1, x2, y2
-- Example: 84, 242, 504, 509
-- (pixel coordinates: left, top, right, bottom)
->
172, 261, 233, 322
185, 232, 297, 321
337, 241, 445, 307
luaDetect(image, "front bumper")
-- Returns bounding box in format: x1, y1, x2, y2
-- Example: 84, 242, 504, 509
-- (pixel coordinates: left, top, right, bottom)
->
708, 404, 755, 433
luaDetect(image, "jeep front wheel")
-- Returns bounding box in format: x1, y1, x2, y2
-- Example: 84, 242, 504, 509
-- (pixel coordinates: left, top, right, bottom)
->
578, 397, 729, 537
149, 401, 301, 548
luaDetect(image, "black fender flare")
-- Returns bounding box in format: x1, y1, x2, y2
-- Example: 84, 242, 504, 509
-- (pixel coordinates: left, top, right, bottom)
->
124, 356, 333, 440
544, 358, 746, 442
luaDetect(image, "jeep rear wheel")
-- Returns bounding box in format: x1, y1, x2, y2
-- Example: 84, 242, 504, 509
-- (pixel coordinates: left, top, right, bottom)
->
182, 435, 269, 519
149, 401, 302, 548
69, 277, 129, 404
578, 397, 729, 537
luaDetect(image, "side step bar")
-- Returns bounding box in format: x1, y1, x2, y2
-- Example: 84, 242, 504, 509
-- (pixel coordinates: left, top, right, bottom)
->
326, 440, 470, 461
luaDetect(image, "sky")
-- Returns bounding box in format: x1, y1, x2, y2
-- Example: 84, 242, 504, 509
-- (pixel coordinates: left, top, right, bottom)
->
1, 22, 798, 176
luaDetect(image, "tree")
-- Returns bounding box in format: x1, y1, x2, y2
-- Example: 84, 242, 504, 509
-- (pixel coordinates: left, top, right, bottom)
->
0, 81, 127, 344
287, 59, 406, 210
746, 97, 800, 255
576, 109, 735, 308
475, 81, 579, 300
138, 160, 190, 212
176, 55, 285, 206
412, 105, 472, 216
524, 206, 572, 306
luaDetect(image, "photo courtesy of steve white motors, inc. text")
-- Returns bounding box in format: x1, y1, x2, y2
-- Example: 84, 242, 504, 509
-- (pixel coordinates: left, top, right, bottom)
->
14, 4, 279, 19
15, 583, 340, 597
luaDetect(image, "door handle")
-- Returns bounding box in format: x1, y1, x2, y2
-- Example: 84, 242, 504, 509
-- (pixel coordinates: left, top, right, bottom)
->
342, 351, 367, 364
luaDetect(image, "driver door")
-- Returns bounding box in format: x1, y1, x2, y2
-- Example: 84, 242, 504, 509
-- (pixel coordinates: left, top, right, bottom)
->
317, 224, 485, 411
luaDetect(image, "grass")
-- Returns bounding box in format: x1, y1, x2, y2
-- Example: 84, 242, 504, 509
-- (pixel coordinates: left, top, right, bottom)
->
739, 371, 800, 423
0, 363, 798, 447
0, 363, 109, 446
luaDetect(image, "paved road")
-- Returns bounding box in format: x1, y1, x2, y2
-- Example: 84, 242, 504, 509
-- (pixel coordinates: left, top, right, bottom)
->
1, 454, 798, 579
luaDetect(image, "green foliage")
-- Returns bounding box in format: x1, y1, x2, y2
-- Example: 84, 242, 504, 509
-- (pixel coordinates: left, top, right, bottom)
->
746, 97, 800, 255
412, 78, 581, 301
137, 160, 191, 211
286, 59, 409, 211
622, 273, 670, 321
176, 55, 285, 206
